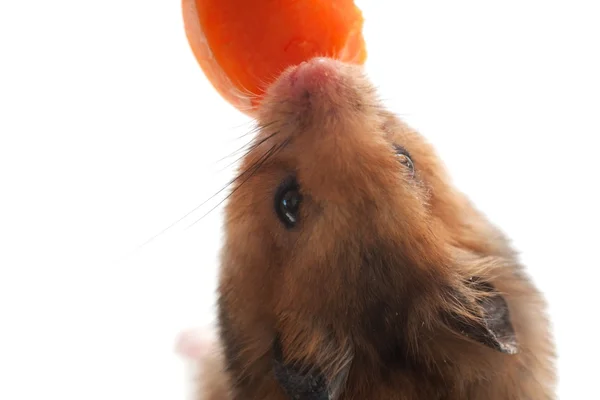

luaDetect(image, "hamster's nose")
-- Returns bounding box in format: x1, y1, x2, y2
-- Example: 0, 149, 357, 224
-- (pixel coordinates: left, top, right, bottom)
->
286, 57, 340, 95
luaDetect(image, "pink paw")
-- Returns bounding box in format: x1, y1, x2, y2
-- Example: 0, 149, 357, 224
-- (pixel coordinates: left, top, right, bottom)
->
175, 327, 217, 361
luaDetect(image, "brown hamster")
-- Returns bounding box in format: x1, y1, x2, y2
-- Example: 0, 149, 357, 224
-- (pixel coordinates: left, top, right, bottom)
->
193, 57, 556, 399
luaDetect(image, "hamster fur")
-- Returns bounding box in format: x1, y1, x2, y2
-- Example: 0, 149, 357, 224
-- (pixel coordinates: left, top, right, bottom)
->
188, 58, 556, 399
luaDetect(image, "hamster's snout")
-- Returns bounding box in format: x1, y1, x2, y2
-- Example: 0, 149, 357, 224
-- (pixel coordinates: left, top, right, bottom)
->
287, 57, 340, 94
256, 57, 388, 199
269, 57, 346, 106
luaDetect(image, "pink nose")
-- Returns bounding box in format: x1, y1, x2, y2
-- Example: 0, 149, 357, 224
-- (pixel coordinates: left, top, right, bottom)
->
287, 57, 339, 94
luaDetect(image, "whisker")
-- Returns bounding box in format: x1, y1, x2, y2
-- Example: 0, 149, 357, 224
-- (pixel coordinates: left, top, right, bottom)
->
224, 119, 256, 133
215, 131, 281, 175
185, 135, 292, 230
136, 133, 284, 248
235, 119, 280, 140
215, 128, 281, 165
213, 131, 259, 165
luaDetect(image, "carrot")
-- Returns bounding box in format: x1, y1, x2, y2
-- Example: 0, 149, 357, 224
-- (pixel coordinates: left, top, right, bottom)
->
182, 0, 367, 116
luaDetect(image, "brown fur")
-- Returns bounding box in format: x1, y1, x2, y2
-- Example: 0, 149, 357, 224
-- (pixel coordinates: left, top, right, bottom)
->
204, 58, 556, 399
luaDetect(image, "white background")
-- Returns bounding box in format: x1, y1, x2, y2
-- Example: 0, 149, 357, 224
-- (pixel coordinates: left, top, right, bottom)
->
1, 1, 599, 399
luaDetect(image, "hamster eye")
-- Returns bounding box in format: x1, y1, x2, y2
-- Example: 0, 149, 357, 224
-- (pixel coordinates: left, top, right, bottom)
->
394, 145, 415, 176
274, 177, 302, 228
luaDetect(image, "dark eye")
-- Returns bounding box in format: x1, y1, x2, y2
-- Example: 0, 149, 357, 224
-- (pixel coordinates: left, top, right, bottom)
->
394, 145, 415, 175
274, 178, 302, 228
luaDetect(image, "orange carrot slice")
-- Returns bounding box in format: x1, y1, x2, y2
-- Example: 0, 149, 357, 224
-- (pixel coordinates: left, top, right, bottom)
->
182, 0, 367, 116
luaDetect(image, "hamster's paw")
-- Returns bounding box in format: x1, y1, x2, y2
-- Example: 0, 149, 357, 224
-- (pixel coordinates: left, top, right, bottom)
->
176, 326, 232, 400
176, 327, 217, 362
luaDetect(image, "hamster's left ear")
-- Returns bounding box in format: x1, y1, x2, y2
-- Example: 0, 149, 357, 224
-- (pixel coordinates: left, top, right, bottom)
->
443, 277, 519, 355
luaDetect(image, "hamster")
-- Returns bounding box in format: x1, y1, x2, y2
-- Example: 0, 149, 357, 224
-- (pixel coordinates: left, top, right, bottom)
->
181, 57, 556, 399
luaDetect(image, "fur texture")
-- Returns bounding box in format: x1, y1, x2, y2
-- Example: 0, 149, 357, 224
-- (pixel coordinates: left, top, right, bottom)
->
200, 58, 556, 399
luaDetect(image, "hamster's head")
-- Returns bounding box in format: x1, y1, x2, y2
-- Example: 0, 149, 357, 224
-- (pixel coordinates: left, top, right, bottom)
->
218, 58, 520, 398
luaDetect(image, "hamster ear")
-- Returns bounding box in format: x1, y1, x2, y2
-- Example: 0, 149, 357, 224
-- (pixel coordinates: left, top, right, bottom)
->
443, 278, 519, 355
272, 335, 352, 400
